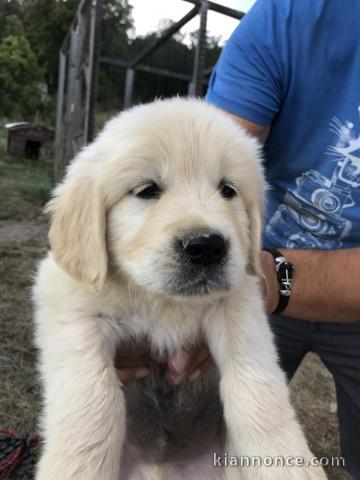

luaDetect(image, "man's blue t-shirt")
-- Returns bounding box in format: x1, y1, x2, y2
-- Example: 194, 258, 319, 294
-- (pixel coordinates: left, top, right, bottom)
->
206, 0, 360, 250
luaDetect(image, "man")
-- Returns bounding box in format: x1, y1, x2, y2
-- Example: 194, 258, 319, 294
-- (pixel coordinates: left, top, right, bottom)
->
117, 0, 360, 477
206, 0, 360, 477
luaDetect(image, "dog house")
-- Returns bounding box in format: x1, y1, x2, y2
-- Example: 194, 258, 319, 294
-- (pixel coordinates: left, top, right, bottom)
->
5, 123, 54, 160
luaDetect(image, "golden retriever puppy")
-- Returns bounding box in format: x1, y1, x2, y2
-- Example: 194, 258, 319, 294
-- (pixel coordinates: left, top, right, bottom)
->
33, 98, 326, 480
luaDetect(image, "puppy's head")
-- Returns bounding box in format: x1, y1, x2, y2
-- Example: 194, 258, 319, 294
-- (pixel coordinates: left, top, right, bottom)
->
48, 99, 265, 297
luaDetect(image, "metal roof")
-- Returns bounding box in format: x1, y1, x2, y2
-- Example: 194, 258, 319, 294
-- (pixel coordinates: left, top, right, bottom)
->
5, 122, 30, 130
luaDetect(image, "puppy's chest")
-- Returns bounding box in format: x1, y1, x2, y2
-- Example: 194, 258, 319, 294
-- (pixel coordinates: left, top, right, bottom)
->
101, 299, 207, 352
123, 366, 224, 463
98, 298, 224, 462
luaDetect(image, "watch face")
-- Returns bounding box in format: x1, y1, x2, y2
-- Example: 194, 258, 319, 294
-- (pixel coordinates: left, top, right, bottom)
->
277, 261, 294, 294
265, 249, 294, 314
279, 261, 295, 276
264, 249, 294, 296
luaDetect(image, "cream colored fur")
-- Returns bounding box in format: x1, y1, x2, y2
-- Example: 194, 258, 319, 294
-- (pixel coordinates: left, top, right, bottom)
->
33, 98, 326, 479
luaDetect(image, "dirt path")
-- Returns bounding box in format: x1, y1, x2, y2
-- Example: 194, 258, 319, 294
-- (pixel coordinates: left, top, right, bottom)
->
0, 214, 48, 433
0, 218, 48, 244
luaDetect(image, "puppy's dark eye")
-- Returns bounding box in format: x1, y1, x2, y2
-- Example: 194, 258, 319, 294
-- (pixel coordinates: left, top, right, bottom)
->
135, 183, 162, 200
218, 182, 237, 200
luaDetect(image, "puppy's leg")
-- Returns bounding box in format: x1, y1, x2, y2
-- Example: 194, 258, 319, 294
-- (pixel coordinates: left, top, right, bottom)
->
35, 310, 125, 480
205, 294, 327, 480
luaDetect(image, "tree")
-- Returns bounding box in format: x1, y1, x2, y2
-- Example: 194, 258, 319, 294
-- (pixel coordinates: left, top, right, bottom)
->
97, 0, 134, 107
23, 0, 134, 94
117, 26, 222, 107
23, 0, 79, 93
0, 16, 44, 118
101, 0, 134, 59
0, 0, 23, 40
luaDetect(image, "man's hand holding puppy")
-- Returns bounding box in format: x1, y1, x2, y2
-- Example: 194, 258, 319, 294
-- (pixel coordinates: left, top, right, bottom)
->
116, 343, 214, 385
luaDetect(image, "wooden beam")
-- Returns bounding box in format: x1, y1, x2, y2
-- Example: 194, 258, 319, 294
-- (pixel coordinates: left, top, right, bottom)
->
100, 56, 192, 81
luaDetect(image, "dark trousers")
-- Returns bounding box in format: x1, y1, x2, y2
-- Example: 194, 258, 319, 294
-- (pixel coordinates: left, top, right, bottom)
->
270, 315, 360, 479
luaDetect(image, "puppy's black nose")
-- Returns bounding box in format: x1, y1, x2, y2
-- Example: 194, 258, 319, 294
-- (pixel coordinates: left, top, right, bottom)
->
183, 234, 227, 266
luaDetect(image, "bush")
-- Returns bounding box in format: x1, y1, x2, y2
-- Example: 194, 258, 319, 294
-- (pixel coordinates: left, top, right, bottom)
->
0, 16, 44, 119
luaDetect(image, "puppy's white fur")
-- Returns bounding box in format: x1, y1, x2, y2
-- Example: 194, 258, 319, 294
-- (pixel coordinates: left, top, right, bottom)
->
33, 98, 326, 480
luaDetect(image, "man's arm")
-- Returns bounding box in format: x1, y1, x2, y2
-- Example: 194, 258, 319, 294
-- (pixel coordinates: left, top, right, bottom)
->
228, 112, 360, 324
262, 248, 360, 323
225, 112, 271, 144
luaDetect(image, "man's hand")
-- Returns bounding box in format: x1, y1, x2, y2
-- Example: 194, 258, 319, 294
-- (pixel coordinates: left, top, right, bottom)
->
115, 343, 214, 384
115, 343, 153, 383
166, 345, 214, 384
260, 250, 279, 314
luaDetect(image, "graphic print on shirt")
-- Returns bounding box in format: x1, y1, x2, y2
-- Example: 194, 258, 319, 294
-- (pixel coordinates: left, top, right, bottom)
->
266, 106, 360, 249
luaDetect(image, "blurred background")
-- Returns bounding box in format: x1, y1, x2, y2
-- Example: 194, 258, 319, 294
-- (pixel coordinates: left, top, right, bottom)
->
0, 0, 255, 176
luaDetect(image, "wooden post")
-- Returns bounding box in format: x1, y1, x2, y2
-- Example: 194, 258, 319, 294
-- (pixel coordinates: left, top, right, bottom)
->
64, 27, 80, 164
123, 68, 135, 110
54, 51, 66, 182
64, 5, 90, 161
84, 0, 102, 143
191, 0, 208, 97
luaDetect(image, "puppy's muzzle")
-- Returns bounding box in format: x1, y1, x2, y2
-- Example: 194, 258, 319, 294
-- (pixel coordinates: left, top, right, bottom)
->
181, 233, 227, 266
164, 230, 231, 296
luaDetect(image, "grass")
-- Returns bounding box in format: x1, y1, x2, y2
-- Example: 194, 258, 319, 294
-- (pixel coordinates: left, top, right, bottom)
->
0, 127, 50, 436
0, 240, 45, 431
0, 155, 52, 218
0, 124, 52, 220
0, 127, 351, 479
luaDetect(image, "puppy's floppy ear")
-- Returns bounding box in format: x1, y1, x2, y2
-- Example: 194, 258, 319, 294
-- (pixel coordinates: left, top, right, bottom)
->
47, 165, 107, 293
245, 199, 263, 277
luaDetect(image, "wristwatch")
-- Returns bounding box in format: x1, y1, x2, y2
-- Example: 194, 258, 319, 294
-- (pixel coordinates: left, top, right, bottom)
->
263, 247, 295, 315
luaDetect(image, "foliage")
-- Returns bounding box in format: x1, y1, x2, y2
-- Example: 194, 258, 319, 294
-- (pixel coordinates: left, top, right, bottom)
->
101, 0, 134, 59
102, 25, 222, 107
0, 126, 52, 212
23, 0, 80, 93
0, 16, 44, 119
21, 0, 134, 93
0, 0, 223, 120
97, 0, 134, 109
0, 0, 23, 37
